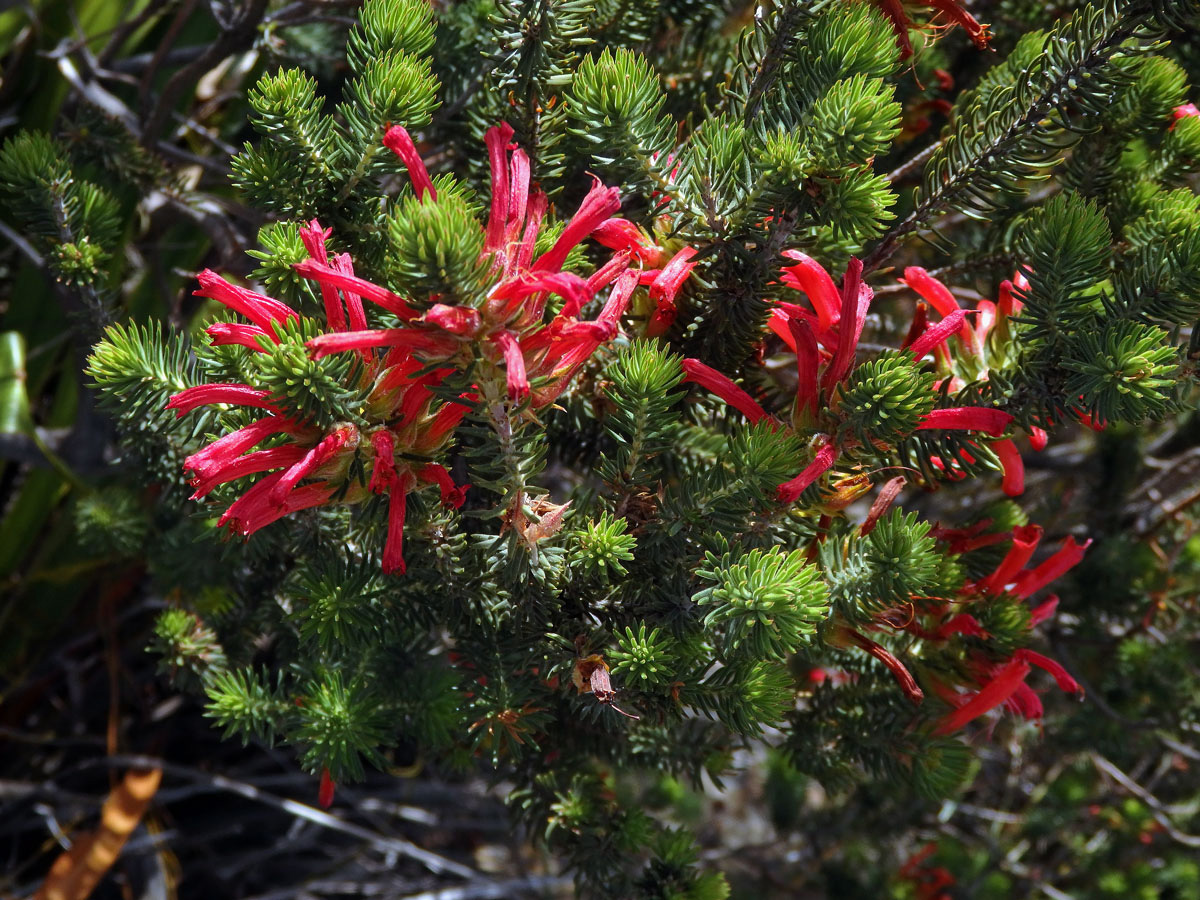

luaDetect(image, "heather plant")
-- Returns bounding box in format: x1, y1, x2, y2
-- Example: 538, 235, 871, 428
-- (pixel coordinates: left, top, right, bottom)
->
4, 0, 1200, 897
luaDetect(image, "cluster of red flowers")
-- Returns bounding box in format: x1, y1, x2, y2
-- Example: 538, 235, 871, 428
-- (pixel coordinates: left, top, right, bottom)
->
897, 842, 955, 900
681, 253, 1020, 504
927, 521, 1088, 733
672, 250, 1086, 732
900, 264, 1046, 495
821, 519, 1087, 734
170, 123, 646, 575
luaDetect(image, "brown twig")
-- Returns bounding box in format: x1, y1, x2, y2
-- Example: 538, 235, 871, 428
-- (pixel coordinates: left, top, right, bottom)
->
140, 0, 271, 148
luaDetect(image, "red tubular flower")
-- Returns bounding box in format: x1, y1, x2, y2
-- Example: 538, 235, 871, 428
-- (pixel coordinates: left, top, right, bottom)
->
860, 475, 907, 537
1170, 102, 1200, 129
417, 462, 468, 509
418, 393, 477, 451
901, 267, 974, 344
188, 445, 307, 500
901, 301, 929, 351
184, 416, 300, 481
218, 472, 336, 536
490, 271, 589, 321
532, 177, 622, 275
179, 124, 634, 574
383, 125, 437, 202
206, 322, 273, 352
1007, 682, 1044, 721
167, 384, 278, 417
293, 260, 419, 321
592, 218, 663, 266
917, 407, 1013, 437
907, 308, 969, 359
821, 258, 872, 393
585, 250, 633, 296
1029, 596, 1059, 626
780, 250, 841, 331
484, 122, 515, 253
991, 437, 1025, 497
788, 316, 821, 424
646, 247, 699, 338
777, 439, 837, 504
493, 331, 529, 401
933, 656, 1031, 735
368, 430, 396, 495
306, 329, 459, 360
681, 359, 771, 425
331, 253, 368, 333
979, 524, 1043, 595
194, 270, 299, 331
318, 768, 336, 809
1015, 648, 1080, 694
424, 303, 482, 337
268, 426, 358, 507
1010, 536, 1091, 599
299, 220, 347, 332
382, 473, 415, 575
997, 276, 1026, 319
